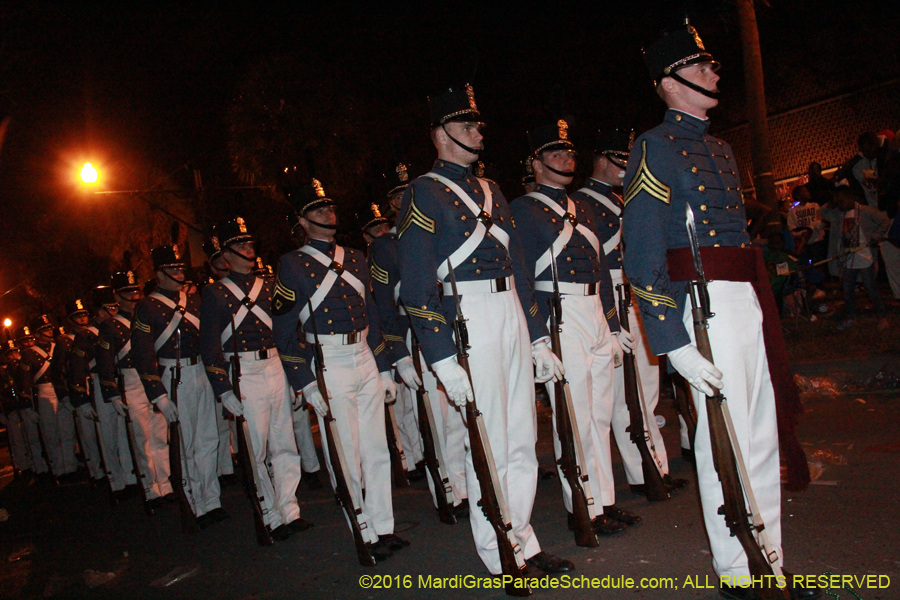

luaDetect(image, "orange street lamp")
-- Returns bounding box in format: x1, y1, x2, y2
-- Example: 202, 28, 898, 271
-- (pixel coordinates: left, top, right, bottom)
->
3, 319, 10, 328
80, 162, 99, 184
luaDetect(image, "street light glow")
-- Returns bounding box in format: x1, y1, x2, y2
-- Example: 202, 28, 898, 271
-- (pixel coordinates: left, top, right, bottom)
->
3, 319, 11, 327
81, 162, 98, 184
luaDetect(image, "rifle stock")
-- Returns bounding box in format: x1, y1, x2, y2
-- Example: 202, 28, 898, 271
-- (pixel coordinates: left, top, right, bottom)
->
228, 316, 274, 546
616, 284, 670, 502
447, 260, 530, 597
307, 299, 375, 566
410, 334, 456, 525
384, 402, 410, 488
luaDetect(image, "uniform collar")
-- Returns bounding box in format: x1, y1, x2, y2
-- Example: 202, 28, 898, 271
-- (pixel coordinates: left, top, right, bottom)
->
432, 159, 473, 181
587, 178, 613, 196
307, 238, 337, 254
665, 109, 710, 135
534, 183, 567, 203
228, 271, 255, 284
157, 287, 181, 301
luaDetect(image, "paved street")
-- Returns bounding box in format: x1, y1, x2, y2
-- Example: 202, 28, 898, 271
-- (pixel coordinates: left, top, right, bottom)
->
1, 355, 897, 600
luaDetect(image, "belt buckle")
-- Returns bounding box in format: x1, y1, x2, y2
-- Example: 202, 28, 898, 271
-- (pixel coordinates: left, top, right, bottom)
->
259, 348, 269, 360
477, 210, 493, 229
493, 277, 509, 293
587, 283, 597, 296
565, 212, 578, 226
346, 331, 360, 345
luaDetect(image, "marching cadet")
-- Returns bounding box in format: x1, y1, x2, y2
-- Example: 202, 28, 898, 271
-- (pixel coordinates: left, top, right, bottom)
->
571, 129, 686, 496
133, 246, 225, 528
511, 120, 639, 534
14, 327, 50, 478
202, 237, 238, 486
69, 286, 137, 498
623, 23, 816, 599
97, 272, 173, 507
365, 199, 425, 481
273, 180, 408, 561
57, 298, 105, 483
18, 315, 79, 480
397, 84, 573, 575
201, 221, 308, 540
1, 341, 37, 480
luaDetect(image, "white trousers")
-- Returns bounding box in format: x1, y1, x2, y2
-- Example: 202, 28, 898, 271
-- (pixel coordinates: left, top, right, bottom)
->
544, 294, 617, 511
414, 342, 468, 507
75, 406, 104, 480
394, 380, 423, 469
227, 356, 302, 528
880, 240, 900, 299
6, 411, 34, 471
36, 383, 78, 476
121, 368, 171, 499
681, 281, 782, 578
92, 374, 136, 492
290, 389, 321, 473
457, 289, 541, 575
317, 340, 393, 543
610, 271, 670, 484
21, 410, 49, 473
161, 363, 221, 516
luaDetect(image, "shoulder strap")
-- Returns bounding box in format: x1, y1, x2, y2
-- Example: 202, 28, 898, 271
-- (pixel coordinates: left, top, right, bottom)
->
296, 245, 366, 326
33, 343, 55, 381
112, 314, 133, 363
527, 192, 602, 277
219, 277, 272, 345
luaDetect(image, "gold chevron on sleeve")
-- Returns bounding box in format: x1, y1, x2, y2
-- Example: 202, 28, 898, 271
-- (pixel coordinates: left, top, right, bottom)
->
606, 307, 617, 320
631, 285, 677, 308
624, 140, 671, 206
372, 342, 386, 356
383, 334, 405, 343
274, 277, 296, 301
370, 260, 389, 285
279, 353, 306, 364
529, 302, 539, 317
204, 366, 227, 376
405, 305, 446, 324
397, 189, 435, 237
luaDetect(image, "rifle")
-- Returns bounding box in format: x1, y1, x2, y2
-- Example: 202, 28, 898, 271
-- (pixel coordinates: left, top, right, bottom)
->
410, 332, 456, 525
87, 375, 116, 502
547, 256, 599, 547
115, 359, 154, 515
306, 298, 375, 566
227, 314, 274, 546
668, 370, 697, 455
684, 205, 788, 600
615, 283, 670, 502
384, 398, 410, 488
168, 330, 200, 534
447, 260, 530, 597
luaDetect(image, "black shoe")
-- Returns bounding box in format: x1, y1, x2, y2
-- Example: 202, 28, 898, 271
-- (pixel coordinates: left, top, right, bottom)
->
603, 505, 642, 525
303, 470, 322, 490
782, 570, 823, 599
271, 523, 295, 541
719, 583, 756, 600
594, 513, 627, 535
453, 499, 470, 519
378, 533, 410, 551
208, 507, 230, 522
663, 474, 689, 490
196, 513, 215, 530
407, 466, 426, 482
366, 539, 393, 562
525, 551, 575, 574
288, 517, 313, 533
162, 492, 177, 504
630, 483, 649, 496
218, 473, 240, 487
147, 496, 168, 510
682, 447, 696, 464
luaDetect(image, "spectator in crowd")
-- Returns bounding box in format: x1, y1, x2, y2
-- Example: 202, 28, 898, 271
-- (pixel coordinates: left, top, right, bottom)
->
806, 162, 834, 207
877, 131, 900, 303
819, 184, 891, 331
787, 185, 828, 298
847, 132, 882, 209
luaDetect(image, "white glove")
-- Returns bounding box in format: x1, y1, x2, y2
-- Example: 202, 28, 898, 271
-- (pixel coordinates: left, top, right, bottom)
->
667, 344, 724, 397
302, 381, 330, 418
291, 391, 303, 411
395, 356, 422, 391
60, 397, 75, 413
76, 403, 97, 420
532, 340, 565, 383
110, 396, 128, 418
220, 390, 244, 417
25, 407, 40, 424
610, 335, 624, 368
154, 395, 179, 424
615, 328, 635, 353
381, 371, 397, 403
433, 356, 473, 407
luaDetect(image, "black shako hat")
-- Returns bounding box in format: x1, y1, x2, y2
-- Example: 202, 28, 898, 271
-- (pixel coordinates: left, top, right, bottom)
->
287, 178, 335, 216
428, 84, 484, 129
384, 162, 412, 198
595, 128, 636, 162
65, 298, 89, 318
28, 314, 53, 334
202, 237, 223, 261
91, 286, 118, 311
111, 271, 140, 292
151, 245, 186, 270
15, 326, 34, 344
528, 119, 575, 155
214, 217, 255, 248
643, 21, 718, 87
361, 203, 390, 234
3, 339, 18, 355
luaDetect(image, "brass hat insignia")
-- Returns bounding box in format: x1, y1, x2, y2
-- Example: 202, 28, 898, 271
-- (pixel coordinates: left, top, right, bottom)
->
312, 178, 326, 197
127, 271, 135, 284
237, 216, 247, 233
466, 84, 477, 111
211, 236, 220, 252
371, 203, 382, 218
558, 119, 569, 140
75, 299, 84, 310
172, 244, 180, 259
689, 26, 705, 50
396, 163, 409, 182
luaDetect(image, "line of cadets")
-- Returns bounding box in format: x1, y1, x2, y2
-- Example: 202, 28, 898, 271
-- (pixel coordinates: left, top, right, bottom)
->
0, 45, 726, 584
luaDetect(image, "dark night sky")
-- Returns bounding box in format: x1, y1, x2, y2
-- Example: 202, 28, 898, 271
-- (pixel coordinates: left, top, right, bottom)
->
1, 1, 898, 319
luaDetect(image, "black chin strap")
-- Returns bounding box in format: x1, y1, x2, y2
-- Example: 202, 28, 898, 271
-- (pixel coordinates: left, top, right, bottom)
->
607, 156, 628, 170
305, 218, 338, 231
441, 124, 481, 156
542, 163, 576, 178
161, 269, 185, 288
225, 246, 256, 264
669, 72, 719, 99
